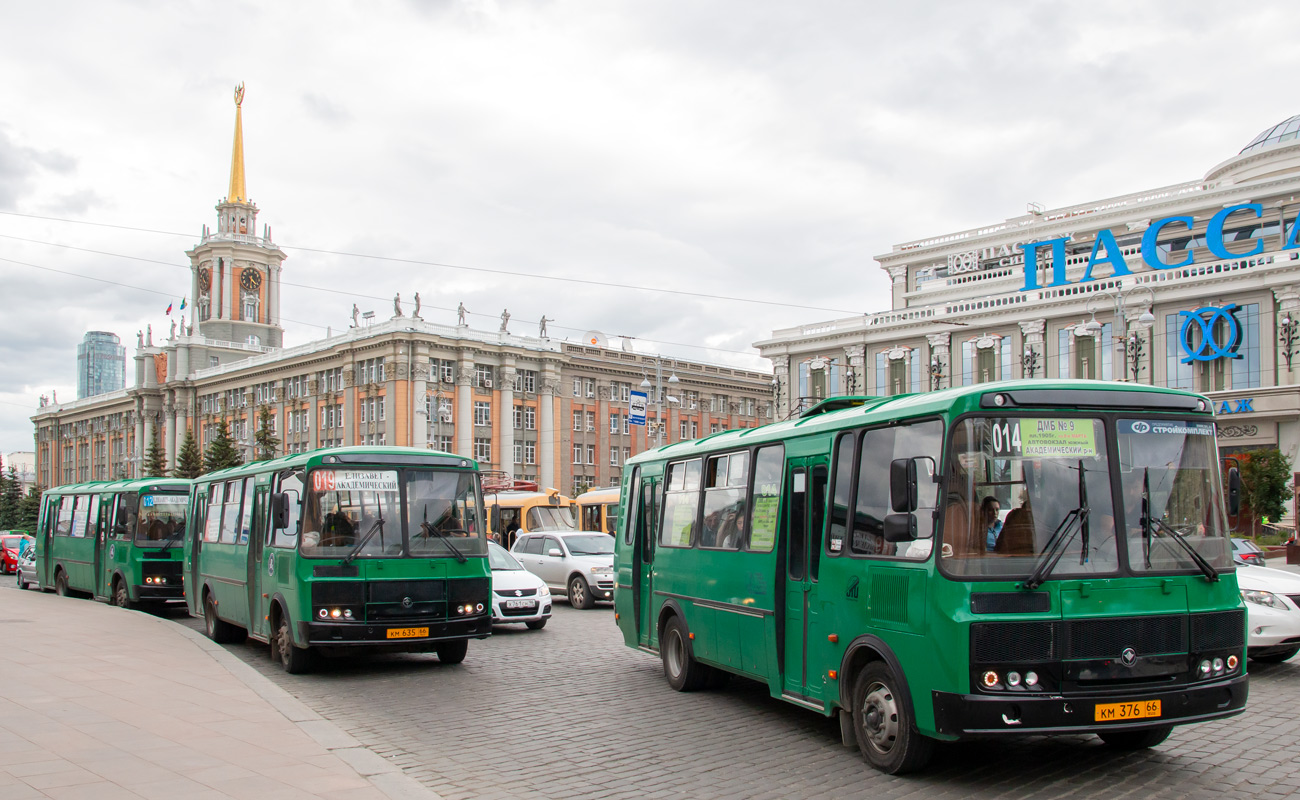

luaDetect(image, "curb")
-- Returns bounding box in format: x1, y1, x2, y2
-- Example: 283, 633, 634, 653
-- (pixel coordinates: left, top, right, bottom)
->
151, 613, 441, 800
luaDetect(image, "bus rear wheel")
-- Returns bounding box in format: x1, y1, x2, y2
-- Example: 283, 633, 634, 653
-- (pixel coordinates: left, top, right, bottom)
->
204, 596, 239, 644
661, 616, 711, 691
851, 661, 933, 774
1097, 725, 1173, 750
436, 639, 468, 664
113, 579, 135, 610
275, 615, 313, 674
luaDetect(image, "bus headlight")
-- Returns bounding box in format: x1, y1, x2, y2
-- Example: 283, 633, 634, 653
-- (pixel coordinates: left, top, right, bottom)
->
1006, 671, 1022, 687
1227, 654, 1239, 671
1024, 671, 1039, 687
331, 608, 342, 619
1198, 659, 1211, 677
319, 608, 329, 619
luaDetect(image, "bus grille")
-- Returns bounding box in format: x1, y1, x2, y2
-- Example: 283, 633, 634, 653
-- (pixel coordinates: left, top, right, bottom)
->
971, 611, 1244, 663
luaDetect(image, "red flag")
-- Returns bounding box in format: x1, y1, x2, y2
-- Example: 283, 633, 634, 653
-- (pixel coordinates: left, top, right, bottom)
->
165, 303, 173, 315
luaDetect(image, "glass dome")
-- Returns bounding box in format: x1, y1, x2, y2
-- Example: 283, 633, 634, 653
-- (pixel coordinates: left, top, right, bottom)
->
1240, 114, 1300, 154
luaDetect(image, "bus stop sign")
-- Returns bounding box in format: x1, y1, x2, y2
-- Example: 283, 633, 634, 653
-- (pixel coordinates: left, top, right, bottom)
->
629, 391, 647, 426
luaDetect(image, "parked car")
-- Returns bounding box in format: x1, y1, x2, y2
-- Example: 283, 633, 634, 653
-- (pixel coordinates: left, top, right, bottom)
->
0, 533, 33, 574
487, 542, 552, 630
15, 548, 38, 591
1238, 563, 1300, 663
1231, 537, 1267, 566
510, 531, 615, 609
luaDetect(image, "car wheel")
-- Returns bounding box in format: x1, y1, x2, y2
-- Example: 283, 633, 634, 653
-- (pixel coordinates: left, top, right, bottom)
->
276, 614, 313, 674
661, 615, 710, 691
569, 575, 594, 609
204, 596, 239, 643
525, 619, 547, 630
1250, 646, 1299, 664
436, 639, 469, 664
113, 579, 135, 610
852, 661, 933, 774
55, 570, 71, 597
1097, 725, 1173, 750
17, 573, 27, 591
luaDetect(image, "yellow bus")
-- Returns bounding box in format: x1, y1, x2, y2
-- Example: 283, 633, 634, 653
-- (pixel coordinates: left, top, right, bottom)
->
574, 487, 619, 535
484, 488, 577, 549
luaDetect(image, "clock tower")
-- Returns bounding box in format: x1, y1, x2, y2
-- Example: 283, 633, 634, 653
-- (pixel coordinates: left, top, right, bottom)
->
187, 84, 286, 349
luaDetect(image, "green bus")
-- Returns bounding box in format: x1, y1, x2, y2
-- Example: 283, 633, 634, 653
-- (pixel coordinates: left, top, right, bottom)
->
35, 477, 190, 607
614, 380, 1247, 773
185, 446, 491, 673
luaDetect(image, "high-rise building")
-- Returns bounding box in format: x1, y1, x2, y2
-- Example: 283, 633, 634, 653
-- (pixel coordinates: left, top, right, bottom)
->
76, 331, 125, 399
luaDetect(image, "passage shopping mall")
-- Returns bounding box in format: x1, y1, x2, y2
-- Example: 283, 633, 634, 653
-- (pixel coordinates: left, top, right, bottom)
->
757, 114, 1300, 464
30, 92, 773, 494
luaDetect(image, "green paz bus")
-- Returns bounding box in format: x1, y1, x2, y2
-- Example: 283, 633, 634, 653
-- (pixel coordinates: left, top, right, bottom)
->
185, 446, 491, 673
35, 478, 190, 607
614, 380, 1248, 774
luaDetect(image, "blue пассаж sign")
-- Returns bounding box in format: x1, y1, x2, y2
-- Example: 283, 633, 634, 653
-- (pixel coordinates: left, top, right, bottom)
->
1016, 203, 1300, 291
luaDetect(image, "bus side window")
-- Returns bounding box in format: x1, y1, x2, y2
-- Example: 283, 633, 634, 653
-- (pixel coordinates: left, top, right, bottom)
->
54, 496, 74, 537
809, 465, 828, 580
746, 445, 784, 553
826, 433, 854, 555
204, 483, 223, 543
271, 472, 303, 549
623, 468, 641, 546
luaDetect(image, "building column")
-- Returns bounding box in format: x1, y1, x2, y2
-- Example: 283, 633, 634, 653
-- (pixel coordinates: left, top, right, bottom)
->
499, 361, 516, 477
1019, 319, 1046, 380
456, 350, 474, 458
925, 334, 950, 390
343, 367, 357, 446
412, 349, 430, 449
539, 368, 560, 490
163, 398, 176, 470
887, 265, 908, 310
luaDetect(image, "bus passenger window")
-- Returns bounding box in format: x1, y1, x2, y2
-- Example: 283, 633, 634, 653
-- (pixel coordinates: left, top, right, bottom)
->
220, 481, 244, 544
660, 460, 701, 547
747, 445, 784, 552
204, 484, 223, 543
270, 473, 302, 549
701, 453, 748, 549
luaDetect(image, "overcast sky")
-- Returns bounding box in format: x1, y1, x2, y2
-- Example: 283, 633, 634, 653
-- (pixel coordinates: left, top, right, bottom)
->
1, 1, 1297, 457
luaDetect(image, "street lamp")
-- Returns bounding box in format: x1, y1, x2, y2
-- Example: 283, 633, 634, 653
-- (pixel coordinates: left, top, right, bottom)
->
1021, 345, 1040, 379
1081, 285, 1156, 382
1280, 312, 1299, 370
640, 358, 678, 446
929, 355, 944, 391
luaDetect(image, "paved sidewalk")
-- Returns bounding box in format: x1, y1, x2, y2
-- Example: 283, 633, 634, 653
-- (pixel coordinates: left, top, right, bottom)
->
0, 588, 436, 799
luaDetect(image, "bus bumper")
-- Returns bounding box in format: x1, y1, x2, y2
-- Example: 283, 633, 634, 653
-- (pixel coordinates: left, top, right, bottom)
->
930, 674, 1248, 736
300, 615, 492, 646
135, 585, 184, 601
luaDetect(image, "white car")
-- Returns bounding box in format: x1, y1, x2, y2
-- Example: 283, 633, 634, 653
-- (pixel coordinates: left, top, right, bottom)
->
510, 531, 614, 609
1238, 564, 1300, 663
488, 542, 551, 630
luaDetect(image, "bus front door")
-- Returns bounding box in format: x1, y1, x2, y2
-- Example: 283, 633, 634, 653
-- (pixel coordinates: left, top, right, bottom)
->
633, 476, 659, 649
247, 485, 270, 641
94, 494, 112, 600
781, 460, 828, 702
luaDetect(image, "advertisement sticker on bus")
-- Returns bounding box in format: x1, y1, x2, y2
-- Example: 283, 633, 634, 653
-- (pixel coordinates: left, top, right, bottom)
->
1118, 420, 1215, 437
988, 418, 1098, 459
312, 469, 400, 493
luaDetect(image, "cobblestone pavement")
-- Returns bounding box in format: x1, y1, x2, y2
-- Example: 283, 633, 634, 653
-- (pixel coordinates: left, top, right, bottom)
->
167, 601, 1300, 800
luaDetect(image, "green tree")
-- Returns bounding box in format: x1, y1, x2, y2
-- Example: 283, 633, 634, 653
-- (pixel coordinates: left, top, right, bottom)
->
254, 404, 280, 461
143, 429, 168, 478
0, 458, 17, 529
204, 419, 244, 473
17, 486, 42, 532
1238, 448, 1292, 535
173, 429, 205, 478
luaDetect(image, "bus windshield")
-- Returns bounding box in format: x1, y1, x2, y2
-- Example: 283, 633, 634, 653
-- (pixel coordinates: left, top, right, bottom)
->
526, 505, 576, 531
137, 493, 188, 546
942, 416, 1119, 579
1117, 419, 1231, 572
301, 468, 485, 558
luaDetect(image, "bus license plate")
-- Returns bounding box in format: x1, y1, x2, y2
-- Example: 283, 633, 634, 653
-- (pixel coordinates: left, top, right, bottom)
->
505, 599, 535, 609
386, 627, 429, 639
1094, 700, 1161, 722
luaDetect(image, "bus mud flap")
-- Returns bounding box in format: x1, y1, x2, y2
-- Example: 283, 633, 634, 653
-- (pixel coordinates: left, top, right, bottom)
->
837, 708, 855, 748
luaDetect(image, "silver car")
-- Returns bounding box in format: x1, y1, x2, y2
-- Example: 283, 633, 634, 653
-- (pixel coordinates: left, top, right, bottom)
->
15, 548, 38, 591
510, 532, 614, 609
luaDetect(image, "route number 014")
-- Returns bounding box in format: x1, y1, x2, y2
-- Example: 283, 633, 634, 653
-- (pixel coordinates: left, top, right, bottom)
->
991, 421, 1021, 454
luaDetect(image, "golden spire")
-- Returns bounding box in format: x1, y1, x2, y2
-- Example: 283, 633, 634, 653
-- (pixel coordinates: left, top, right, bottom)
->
227, 83, 247, 203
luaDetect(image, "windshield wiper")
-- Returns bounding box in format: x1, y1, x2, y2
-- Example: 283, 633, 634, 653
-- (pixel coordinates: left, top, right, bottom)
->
1140, 467, 1218, 582
420, 507, 467, 563
159, 530, 184, 551
342, 514, 386, 567
1021, 459, 1091, 591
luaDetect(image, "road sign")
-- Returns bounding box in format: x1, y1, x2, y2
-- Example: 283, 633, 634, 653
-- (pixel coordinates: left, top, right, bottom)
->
629, 391, 647, 426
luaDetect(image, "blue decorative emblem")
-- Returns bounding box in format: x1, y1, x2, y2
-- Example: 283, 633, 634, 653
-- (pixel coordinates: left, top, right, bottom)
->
1179, 304, 1242, 363
267, 552, 275, 577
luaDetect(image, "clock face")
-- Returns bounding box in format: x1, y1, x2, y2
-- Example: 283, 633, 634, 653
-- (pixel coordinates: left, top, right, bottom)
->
198, 268, 210, 292
240, 268, 262, 291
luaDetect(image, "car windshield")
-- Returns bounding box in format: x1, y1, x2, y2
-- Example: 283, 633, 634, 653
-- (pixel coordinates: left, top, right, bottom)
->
1117, 419, 1231, 572
301, 468, 486, 558
137, 494, 189, 546
942, 416, 1119, 579
564, 534, 614, 556
488, 542, 523, 570
526, 505, 576, 530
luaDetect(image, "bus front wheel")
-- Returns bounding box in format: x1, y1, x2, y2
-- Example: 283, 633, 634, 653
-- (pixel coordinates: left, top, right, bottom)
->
851, 661, 933, 775
436, 639, 468, 664
275, 615, 313, 674
113, 578, 135, 610
1097, 725, 1173, 750
661, 616, 710, 692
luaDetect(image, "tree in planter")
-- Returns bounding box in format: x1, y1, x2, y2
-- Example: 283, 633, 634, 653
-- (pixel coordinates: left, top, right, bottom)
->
1238, 448, 1292, 537
204, 419, 244, 473
143, 429, 168, 478
173, 429, 205, 478
254, 405, 280, 462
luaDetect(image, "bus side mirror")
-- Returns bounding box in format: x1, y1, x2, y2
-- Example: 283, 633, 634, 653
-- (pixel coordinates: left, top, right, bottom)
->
489, 506, 500, 533
122, 495, 139, 516
890, 458, 919, 513
273, 492, 293, 530
883, 513, 917, 542
1227, 467, 1242, 516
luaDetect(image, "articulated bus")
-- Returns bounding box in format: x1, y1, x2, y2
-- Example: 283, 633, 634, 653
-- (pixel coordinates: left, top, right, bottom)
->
35, 478, 190, 607
614, 380, 1247, 774
575, 487, 620, 535
185, 446, 491, 673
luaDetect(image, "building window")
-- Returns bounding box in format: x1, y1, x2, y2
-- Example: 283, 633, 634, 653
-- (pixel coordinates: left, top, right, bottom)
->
432, 435, 454, 452
514, 442, 523, 464
610, 447, 619, 466
573, 410, 583, 431
622, 414, 629, 435
573, 378, 581, 397
525, 441, 536, 465
474, 438, 492, 462
573, 443, 583, 464
584, 378, 595, 398
586, 444, 596, 465
474, 401, 492, 426
585, 411, 595, 432
524, 406, 535, 430
610, 414, 618, 434
514, 370, 537, 393
474, 365, 494, 389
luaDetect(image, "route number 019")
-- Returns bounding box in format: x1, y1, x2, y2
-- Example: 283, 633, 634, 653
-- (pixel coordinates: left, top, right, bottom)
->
991, 421, 1021, 454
